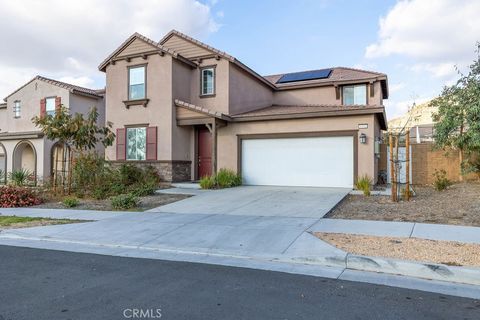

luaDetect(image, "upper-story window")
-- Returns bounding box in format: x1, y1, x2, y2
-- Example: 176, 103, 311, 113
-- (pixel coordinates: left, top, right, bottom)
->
13, 100, 21, 118
129, 66, 146, 100
201, 67, 215, 96
343, 84, 367, 105
46, 97, 56, 116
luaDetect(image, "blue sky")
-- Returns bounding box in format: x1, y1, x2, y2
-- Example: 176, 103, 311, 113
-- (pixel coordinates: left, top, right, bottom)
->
0, 0, 479, 120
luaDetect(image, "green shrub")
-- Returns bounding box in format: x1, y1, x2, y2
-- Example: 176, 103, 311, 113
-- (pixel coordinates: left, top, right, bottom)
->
8, 169, 33, 186
62, 196, 79, 208
355, 175, 372, 196
216, 168, 242, 188
432, 169, 451, 191
129, 183, 157, 197
199, 169, 242, 189
111, 193, 139, 210
118, 164, 144, 185
199, 175, 216, 189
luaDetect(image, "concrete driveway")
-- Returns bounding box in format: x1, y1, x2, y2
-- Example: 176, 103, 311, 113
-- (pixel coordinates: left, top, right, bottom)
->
151, 186, 350, 218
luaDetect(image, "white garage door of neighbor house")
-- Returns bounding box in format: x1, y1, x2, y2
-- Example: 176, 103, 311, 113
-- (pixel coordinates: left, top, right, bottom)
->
241, 136, 354, 188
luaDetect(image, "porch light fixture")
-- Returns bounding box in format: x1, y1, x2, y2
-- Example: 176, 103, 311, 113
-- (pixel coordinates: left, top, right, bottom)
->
359, 133, 367, 144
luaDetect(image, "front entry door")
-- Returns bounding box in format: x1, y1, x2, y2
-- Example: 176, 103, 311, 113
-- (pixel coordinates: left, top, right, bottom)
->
197, 127, 212, 178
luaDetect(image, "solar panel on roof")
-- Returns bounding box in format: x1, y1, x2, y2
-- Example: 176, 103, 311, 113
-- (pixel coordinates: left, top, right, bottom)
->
276, 69, 332, 84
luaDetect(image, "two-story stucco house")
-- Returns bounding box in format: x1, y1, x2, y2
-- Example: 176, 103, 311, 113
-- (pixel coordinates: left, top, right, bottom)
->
99, 30, 388, 188
0, 76, 105, 183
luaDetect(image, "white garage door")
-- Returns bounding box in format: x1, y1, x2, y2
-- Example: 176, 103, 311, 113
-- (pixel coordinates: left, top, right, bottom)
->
241, 136, 354, 188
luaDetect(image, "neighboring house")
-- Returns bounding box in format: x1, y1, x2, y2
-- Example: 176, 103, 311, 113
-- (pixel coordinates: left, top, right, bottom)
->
388, 101, 436, 143
0, 76, 105, 183
99, 30, 388, 188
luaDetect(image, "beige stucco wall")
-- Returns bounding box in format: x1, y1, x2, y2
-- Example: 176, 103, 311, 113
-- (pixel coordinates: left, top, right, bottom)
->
188, 57, 230, 115
273, 81, 383, 106
0, 138, 45, 181
172, 59, 194, 164
104, 54, 174, 161
228, 64, 273, 115
217, 114, 378, 183
5, 80, 70, 133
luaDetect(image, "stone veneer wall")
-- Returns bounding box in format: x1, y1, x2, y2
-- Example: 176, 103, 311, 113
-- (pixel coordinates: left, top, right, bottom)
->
109, 160, 191, 182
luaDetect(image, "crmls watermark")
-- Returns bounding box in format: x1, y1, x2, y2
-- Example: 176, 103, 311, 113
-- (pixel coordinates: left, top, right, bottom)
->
123, 308, 162, 319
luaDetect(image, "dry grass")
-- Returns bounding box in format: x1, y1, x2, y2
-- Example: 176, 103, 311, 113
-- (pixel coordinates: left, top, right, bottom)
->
315, 232, 480, 267
0, 215, 84, 230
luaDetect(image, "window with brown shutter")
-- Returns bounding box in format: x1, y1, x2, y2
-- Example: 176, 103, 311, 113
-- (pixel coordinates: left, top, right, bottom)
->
116, 128, 126, 161
55, 97, 62, 113
146, 126, 157, 160
40, 98, 46, 117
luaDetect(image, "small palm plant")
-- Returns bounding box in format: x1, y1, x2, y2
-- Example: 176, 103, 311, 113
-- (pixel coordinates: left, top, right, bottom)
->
8, 169, 33, 186
355, 175, 372, 196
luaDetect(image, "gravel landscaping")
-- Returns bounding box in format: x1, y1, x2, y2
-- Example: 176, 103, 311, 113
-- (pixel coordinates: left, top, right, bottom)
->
327, 182, 480, 226
35, 193, 191, 212
315, 232, 480, 267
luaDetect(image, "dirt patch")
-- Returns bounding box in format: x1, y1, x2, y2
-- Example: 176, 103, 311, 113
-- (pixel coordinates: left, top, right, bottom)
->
315, 232, 480, 267
327, 182, 480, 227
35, 193, 191, 212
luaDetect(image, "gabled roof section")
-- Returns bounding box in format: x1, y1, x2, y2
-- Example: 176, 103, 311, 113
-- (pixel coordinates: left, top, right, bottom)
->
3, 76, 103, 102
161, 30, 276, 90
265, 67, 389, 98
98, 32, 196, 72
232, 104, 387, 130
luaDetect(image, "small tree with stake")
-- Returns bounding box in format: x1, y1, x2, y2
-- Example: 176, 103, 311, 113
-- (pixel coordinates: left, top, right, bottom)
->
431, 43, 480, 180
32, 106, 115, 194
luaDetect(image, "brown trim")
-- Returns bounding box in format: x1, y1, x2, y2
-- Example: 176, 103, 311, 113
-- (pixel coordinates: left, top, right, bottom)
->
275, 77, 386, 91
194, 128, 199, 180
340, 83, 368, 105
123, 99, 149, 108
110, 160, 192, 164
127, 63, 147, 101
232, 107, 385, 122
199, 65, 216, 97
236, 130, 358, 186
178, 118, 215, 126
0, 132, 44, 140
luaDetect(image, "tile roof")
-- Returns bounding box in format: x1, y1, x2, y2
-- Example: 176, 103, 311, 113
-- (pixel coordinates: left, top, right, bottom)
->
98, 32, 196, 72
0, 103, 6, 109
174, 99, 231, 121
232, 104, 387, 130
264, 67, 386, 87
161, 30, 276, 90
232, 104, 383, 118
3, 76, 103, 102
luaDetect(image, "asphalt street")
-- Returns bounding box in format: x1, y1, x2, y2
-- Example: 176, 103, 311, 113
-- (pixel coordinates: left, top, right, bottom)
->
0, 245, 478, 320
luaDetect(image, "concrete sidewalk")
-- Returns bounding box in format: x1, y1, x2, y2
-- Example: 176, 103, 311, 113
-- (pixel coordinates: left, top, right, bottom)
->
309, 218, 480, 244
1, 206, 480, 298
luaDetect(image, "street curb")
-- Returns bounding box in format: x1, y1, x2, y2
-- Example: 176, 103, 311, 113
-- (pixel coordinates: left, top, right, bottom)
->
2, 233, 480, 287
345, 254, 480, 286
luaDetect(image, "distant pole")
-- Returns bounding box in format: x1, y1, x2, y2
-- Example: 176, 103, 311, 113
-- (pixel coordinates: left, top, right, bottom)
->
389, 133, 395, 201
405, 130, 410, 201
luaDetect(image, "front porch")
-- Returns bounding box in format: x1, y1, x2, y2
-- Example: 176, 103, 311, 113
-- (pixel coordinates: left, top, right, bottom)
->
175, 99, 230, 179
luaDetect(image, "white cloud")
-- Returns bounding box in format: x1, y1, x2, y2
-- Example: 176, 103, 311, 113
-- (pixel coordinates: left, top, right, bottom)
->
389, 82, 406, 93
410, 62, 457, 78
385, 96, 432, 120
0, 0, 219, 99
58, 76, 95, 88
366, 0, 480, 62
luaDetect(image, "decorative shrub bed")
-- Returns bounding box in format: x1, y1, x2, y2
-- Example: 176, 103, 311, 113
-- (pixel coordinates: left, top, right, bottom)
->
0, 186, 43, 207
200, 169, 242, 189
